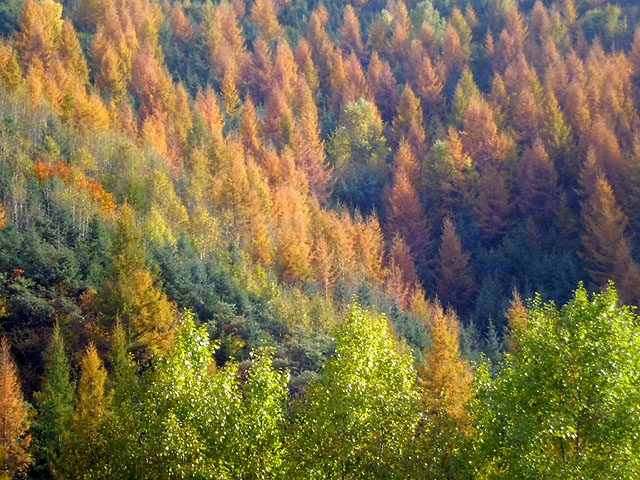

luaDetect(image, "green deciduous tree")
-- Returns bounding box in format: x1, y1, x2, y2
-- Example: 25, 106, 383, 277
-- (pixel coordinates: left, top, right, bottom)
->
289, 303, 419, 479
473, 284, 640, 479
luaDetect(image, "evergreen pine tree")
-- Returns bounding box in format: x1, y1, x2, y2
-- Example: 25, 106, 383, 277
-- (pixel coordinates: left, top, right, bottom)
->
32, 324, 75, 477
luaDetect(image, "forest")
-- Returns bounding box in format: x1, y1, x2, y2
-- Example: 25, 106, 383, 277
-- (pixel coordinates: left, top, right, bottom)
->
1, 0, 640, 477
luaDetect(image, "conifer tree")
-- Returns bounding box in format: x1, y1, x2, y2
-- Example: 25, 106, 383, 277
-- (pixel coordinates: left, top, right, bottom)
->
294, 105, 333, 203
0, 203, 6, 229
16, 0, 60, 69
461, 97, 509, 172
251, 0, 283, 43
443, 24, 465, 80
417, 305, 473, 479
580, 174, 640, 305
367, 52, 400, 122
58, 343, 109, 479
0, 337, 32, 479
98, 204, 176, 363
518, 138, 560, 224
631, 26, 640, 77
473, 168, 513, 242
0, 43, 22, 91
392, 86, 426, 157
339, 5, 364, 62
451, 68, 481, 127
59, 20, 89, 87
414, 54, 445, 117
389, 234, 418, 288
386, 142, 431, 256
32, 324, 75, 476
504, 291, 528, 353
435, 217, 475, 312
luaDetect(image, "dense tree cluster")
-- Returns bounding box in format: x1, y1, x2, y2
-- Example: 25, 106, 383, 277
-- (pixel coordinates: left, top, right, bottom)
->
0, 0, 640, 477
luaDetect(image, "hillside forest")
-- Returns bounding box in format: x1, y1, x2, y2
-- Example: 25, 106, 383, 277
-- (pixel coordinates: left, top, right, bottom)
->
1, 0, 640, 477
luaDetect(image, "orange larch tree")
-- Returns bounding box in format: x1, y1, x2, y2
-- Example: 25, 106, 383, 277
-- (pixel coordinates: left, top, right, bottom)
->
0, 337, 32, 479
251, 0, 283, 43
461, 96, 510, 172
473, 168, 513, 242
392, 86, 427, 157
367, 52, 400, 122
386, 142, 431, 257
413, 54, 445, 118
293, 88, 333, 203
389, 233, 419, 288
580, 173, 640, 306
435, 217, 475, 312
518, 138, 560, 224
339, 5, 365, 62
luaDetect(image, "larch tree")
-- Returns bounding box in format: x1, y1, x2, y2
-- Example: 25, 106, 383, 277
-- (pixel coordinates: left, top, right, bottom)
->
0, 43, 23, 91
473, 168, 513, 242
16, 0, 60, 70
435, 217, 475, 312
386, 234, 418, 310
518, 138, 560, 224
273, 186, 313, 283
194, 86, 225, 144
293, 96, 334, 203
251, 0, 283, 43
504, 291, 528, 353
580, 173, 640, 306
389, 0, 411, 69
339, 5, 365, 62
367, 52, 400, 122
0, 337, 32, 479
631, 26, 640, 77
416, 305, 473, 479
451, 67, 481, 127
461, 96, 510, 172
413, 54, 445, 118
0, 203, 6, 229
57, 343, 109, 479
386, 142, 431, 257
390, 234, 419, 288
58, 20, 89, 87
392, 86, 427, 157
443, 24, 465, 80
98, 204, 176, 364
294, 39, 319, 94
306, 4, 335, 92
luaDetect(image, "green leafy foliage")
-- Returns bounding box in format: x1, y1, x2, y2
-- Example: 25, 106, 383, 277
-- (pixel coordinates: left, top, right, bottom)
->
472, 284, 640, 479
288, 303, 419, 479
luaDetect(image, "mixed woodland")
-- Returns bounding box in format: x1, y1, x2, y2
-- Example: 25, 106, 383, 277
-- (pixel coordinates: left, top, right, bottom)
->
1, 0, 640, 477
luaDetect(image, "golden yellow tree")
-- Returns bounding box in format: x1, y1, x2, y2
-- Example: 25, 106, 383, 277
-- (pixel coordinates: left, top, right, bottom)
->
0, 337, 32, 478
417, 305, 473, 478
